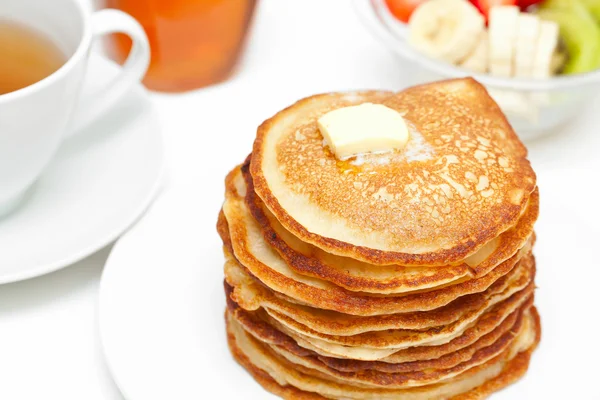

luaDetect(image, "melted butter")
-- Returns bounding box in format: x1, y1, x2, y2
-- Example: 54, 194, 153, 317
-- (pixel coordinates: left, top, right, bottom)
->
323, 120, 435, 175
336, 158, 363, 175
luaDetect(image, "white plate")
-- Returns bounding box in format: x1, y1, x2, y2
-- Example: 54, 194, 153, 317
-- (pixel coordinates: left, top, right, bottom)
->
99, 186, 277, 400
0, 54, 164, 284
99, 164, 600, 399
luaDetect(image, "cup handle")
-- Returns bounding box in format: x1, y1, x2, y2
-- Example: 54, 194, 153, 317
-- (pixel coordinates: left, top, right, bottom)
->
67, 9, 150, 136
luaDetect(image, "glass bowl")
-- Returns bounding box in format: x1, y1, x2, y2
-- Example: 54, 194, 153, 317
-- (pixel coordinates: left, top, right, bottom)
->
354, 0, 600, 140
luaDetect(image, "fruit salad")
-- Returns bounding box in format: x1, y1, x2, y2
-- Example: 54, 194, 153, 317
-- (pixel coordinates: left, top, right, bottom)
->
385, 0, 600, 77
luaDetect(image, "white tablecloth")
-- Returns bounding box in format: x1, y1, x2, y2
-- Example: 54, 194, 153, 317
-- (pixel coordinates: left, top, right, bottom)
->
1, 1, 598, 398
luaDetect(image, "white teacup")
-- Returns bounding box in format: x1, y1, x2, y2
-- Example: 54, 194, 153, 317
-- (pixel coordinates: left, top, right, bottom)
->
0, 0, 150, 217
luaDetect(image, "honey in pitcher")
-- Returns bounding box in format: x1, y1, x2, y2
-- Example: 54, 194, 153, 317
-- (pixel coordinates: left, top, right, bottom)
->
106, 0, 257, 92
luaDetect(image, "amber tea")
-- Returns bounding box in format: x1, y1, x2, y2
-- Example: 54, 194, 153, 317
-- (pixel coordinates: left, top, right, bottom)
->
0, 20, 66, 95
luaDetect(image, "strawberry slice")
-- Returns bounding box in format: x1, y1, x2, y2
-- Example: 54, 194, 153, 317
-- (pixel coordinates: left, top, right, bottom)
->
470, 0, 517, 19
385, 0, 428, 23
517, 0, 545, 11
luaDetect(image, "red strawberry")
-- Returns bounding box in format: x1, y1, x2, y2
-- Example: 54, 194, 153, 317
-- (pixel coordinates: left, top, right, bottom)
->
470, 0, 518, 19
517, 0, 545, 11
385, 0, 429, 23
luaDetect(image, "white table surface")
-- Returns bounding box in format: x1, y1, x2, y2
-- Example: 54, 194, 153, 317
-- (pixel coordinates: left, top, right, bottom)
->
1, 1, 599, 399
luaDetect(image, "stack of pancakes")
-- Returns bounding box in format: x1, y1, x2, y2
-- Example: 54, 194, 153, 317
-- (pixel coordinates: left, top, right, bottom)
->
218, 78, 540, 399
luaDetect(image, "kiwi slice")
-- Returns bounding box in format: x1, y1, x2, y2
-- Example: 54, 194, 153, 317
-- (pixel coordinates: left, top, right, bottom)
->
538, 1, 600, 74
580, 0, 600, 23
551, 49, 567, 74
543, 0, 600, 19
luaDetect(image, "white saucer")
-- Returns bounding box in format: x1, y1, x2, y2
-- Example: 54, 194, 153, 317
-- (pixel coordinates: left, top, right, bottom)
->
99, 187, 272, 400
0, 54, 164, 284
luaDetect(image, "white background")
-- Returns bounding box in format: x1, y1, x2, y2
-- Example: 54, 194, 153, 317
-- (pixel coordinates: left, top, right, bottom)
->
0, 0, 599, 399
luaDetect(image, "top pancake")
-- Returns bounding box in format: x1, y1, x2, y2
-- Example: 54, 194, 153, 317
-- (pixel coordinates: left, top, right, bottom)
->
250, 79, 537, 266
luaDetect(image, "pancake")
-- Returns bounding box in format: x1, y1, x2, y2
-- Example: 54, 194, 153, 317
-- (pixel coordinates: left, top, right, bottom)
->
266, 284, 533, 360
220, 168, 533, 315
381, 296, 534, 365
226, 306, 541, 399
318, 306, 526, 374
266, 309, 526, 389
250, 79, 536, 266
228, 283, 534, 370
226, 282, 532, 375
219, 79, 542, 398
266, 280, 532, 350
224, 245, 535, 336
243, 160, 539, 293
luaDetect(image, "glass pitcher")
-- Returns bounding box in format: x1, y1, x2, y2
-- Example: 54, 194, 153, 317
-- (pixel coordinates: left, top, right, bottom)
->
105, 0, 257, 92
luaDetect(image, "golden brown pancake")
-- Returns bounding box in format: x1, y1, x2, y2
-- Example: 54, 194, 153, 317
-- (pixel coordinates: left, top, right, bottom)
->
250, 80, 536, 266
220, 168, 533, 316
266, 309, 527, 389
243, 160, 539, 293
262, 285, 533, 361
317, 306, 527, 374
227, 282, 534, 370
226, 282, 533, 374
219, 79, 542, 399
228, 334, 537, 400
223, 244, 535, 337
225, 306, 541, 399
265, 281, 532, 350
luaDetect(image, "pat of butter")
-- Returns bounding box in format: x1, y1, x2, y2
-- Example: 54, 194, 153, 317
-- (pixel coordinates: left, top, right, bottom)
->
317, 103, 409, 160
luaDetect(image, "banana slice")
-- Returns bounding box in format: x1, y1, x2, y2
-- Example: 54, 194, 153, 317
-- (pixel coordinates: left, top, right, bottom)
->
489, 6, 520, 77
408, 0, 485, 64
532, 20, 560, 78
515, 14, 540, 78
460, 31, 488, 73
